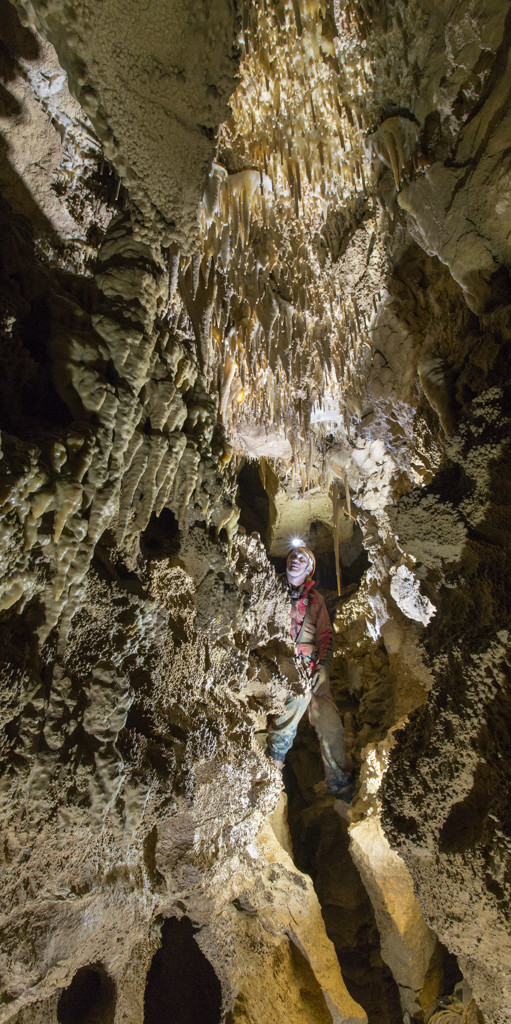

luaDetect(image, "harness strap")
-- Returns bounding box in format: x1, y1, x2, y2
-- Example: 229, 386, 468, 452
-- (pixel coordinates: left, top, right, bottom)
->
294, 599, 311, 647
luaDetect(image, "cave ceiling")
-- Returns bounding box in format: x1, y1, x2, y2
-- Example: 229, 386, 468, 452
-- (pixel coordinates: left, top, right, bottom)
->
0, 1, 510, 1023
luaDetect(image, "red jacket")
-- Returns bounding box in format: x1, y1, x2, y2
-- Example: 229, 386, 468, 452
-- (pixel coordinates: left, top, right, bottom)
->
289, 579, 333, 673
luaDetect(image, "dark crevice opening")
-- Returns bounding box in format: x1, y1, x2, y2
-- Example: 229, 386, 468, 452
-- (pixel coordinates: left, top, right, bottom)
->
0, 285, 74, 437
57, 964, 116, 1024
140, 507, 181, 560
144, 916, 222, 1024
283, 731, 463, 1024
284, 743, 406, 1024
236, 459, 270, 541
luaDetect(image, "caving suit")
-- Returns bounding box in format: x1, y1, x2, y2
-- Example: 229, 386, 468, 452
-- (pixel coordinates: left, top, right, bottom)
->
266, 578, 348, 795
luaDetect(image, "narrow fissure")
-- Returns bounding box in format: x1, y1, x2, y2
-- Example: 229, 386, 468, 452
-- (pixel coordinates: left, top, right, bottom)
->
285, 732, 404, 1024
263, 509, 396, 1022
143, 917, 222, 1024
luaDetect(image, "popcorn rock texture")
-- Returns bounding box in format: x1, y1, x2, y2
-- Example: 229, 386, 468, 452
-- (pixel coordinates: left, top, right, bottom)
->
14, 0, 239, 248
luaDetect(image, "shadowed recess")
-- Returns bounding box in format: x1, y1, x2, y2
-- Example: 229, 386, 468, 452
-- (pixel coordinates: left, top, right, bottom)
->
237, 459, 270, 540
57, 964, 116, 1024
140, 507, 181, 560
144, 917, 222, 1024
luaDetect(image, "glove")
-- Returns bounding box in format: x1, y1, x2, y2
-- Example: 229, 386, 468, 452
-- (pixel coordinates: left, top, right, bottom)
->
312, 664, 330, 694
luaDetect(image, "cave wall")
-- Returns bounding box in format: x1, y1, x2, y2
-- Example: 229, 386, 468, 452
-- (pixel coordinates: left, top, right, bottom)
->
0, 0, 510, 1022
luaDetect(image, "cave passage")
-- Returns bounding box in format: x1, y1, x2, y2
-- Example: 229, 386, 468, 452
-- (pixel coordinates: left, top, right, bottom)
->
57, 963, 116, 1024
143, 916, 222, 1024
236, 459, 270, 540
236, 461, 369, 601
1, 0, 510, 1017
284, 735, 403, 1024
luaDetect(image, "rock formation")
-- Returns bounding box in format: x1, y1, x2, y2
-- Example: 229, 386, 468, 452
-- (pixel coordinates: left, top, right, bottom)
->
0, 0, 509, 1022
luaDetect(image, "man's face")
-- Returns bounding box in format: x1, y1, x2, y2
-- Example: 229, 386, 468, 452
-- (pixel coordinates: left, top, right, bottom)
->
286, 548, 311, 586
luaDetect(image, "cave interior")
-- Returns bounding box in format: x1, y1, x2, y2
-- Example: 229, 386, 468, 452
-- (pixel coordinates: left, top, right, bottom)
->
0, 1, 510, 1023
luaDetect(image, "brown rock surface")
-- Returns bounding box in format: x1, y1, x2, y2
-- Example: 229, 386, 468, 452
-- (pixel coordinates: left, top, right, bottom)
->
1, 0, 511, 1020
13, 0, 239, 247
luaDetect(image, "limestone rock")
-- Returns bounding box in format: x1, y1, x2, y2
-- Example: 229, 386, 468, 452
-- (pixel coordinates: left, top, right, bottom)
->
1, 0, 511, 1020
349, 816, 439, 1019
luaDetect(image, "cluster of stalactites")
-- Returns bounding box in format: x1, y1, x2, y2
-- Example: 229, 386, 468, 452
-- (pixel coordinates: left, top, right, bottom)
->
170, 0, 379, 462
234, 1, 371, 200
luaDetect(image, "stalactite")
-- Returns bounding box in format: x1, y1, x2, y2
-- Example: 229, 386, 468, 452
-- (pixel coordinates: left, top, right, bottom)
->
332, 482, 343, 596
